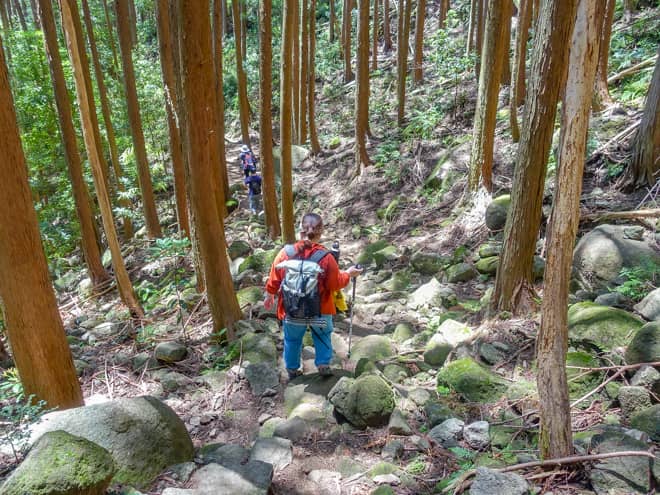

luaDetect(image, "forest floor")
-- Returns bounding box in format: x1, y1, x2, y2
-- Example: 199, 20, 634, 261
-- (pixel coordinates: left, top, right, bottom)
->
1, 6, 659, 495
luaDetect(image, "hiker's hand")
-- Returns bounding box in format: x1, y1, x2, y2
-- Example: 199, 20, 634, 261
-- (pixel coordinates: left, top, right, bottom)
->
264, 293, 275, 310
346, 265, 363, 278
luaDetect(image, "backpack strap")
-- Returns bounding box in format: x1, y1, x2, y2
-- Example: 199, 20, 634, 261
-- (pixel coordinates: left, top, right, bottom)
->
283, 245, 328, 263
308, 249, 329, 264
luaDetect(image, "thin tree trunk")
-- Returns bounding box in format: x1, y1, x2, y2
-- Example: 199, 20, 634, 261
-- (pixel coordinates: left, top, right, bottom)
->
299, 0, 309, 143
127, 0, 137, 47
223, 0, 231, 37
510, 0, 531, 142
101, 0, 119, 72
281, 0, 296, 242
179, 0, 242, 339
354, 0, 370, 173
412, 0, 425, 82
466, 0, 476, 55
342, 0, 354, 82
468, 0, 511, 192
231, 0, 251, 146
115, 0, 161, 238
260, 0, 281, 239
438, 0, 449, 29
0, 34, 83, 409
539, 0, 600, 460
155, 0, 189, 239
38, 0, 109, 288
500, 0, 511, 85
28, 0, 38, 28
396, 0, 412, 126
212, 0, 231, 208
475, 0, 485, 76
0, 1, 11, 66
383, 0, 392, 52
292, 0, 300, 142
329, 0, 335, 42
371, 0, 378, 70
82, 0, 134, 239
14, 0, 27, 31
59, 0, 144, 318
308, 0, 321, 154
592, 0, 615, 111
492, 0, 578, 314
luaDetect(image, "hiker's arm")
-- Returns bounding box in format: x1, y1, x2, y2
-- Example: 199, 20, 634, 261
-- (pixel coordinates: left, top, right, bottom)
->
323, 256, 351, 291
264, 251, 285, 295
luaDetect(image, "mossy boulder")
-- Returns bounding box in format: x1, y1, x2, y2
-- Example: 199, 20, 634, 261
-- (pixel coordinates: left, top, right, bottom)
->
228, 240, 251, 260
478, 243, 502, 258
356, 240, 391, 266
625, 321, 660, 364
236, 286, 264, 307
423, 334, 453, 367
239, 332, 277, 366
568, 302, 644, 351
328, 375, 395, 428
382, 271, 411, 291
391, 322, 415, 343
348, 335, 393, 362
566, 351, 603, 401
410, 252, 449, 275
1, 431, 115, 495
373, 246, 398, 268
437, 358, 506, 402
485, 195, 510, 231
475, 256, 499, 275
446, 262, 478, 283
630, 404, 660, 441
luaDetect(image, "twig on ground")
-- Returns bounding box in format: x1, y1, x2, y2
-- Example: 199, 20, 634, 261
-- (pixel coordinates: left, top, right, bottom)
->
607, 55, 658, 85
581, 208, 660, 223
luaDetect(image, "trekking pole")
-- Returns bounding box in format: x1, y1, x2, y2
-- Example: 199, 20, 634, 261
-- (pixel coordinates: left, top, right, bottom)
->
346, 264, 361, 359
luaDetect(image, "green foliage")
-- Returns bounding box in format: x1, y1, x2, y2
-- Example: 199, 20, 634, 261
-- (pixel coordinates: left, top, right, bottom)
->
614, 258, 658, 301
374, 139, 403, 186
434, 447, 476, 492
405, 456, 427, 475
402, 106, 444, 140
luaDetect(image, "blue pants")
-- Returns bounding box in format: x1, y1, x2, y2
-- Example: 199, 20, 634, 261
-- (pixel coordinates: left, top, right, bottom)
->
283, 315, 333, 370
248, 193, 261, 214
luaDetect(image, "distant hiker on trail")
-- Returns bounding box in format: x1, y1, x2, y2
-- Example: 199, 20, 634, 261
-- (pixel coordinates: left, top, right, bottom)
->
244, 168, 262, 215
264, 213, 362, 379
239, 144, 257, 178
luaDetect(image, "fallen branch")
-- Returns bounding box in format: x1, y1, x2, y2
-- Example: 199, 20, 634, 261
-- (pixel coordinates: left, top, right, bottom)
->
589, 120, 640, 160
580, 208, 660, 222
608, 55, 658, 85
565, 361, 660, 372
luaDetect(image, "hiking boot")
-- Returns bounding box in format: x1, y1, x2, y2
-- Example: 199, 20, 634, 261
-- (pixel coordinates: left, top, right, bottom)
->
318, 365, 333, 377
287, 368, 303, 380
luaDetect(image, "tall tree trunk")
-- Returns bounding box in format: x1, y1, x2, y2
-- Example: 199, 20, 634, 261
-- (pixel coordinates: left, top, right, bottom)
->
28, 0, 38, 28
371, 0, 378, 70
212, 0, 231, 208
299, 0, 309, 143
383, 0, 392, 52
292, 0, 300, 142
499, 0, 511, 85
342, 0, 353, 82
0, 1, 11, 65
259, 0, 281, 239
281, 0, 296, 242
127, 0, 137, 47
82, 0, 134, 239
438, 0, 449, 29
59, 0, 144, 318
115, 0, 161, 239
0, 34, 83, 409
412, 0, 425, 83
308, 0, 321, 154
467, 0, 511, 192
37, 0, 109, 289
475, 0, 485, 76
179, 0, 242, 338
354, 0, 370, 173
101, 0, 119, 72
492, 0, 578, 314
466, 0, 477, 55
539, 0, 600, 460
231, 0, 251, 146
14, 0, 27, 30
155, 0, 190, 239
396, 0, 412, 126
625, 49, 660, 188
592, 0, 615, 111
510, 0, 531, 142
329, 0, 335, 42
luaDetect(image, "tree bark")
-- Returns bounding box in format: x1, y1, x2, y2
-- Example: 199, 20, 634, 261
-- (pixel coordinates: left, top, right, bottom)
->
510, 0, 531, 142
37, 0, 109, 289
292, 0, 300, 142
499, 0, 511, 85
412, 0, 425, 83
354, 0, 370, 173
281, 0, 296, 242
101, 0, 119, 73
59, 0, 143, 318
492, 0, 578, 313
0, 0, 12, 65
342, 0, 354, 82
155, 0, 190, 239
592, 0, 615, 111
539, 0, 600, 460
329, 0, 335, 42
468, 0, 511, 192
300, 0, 309, 143
0, 32, 84, 409
438, 0, 449, 29
127, 0, 137, 47
467, 0, 476, 55
625, 48, 660, 188
179, 0, 242, 338
231, 0, 251, 146
396, 0, 412, 126
383, 0, 392, 52
115, 0, 161, 238
371, 0, 378, 70
14, 0, 27, 31
82, 0, 134, 239
260, 0, 281, 240
475, 0, 486, 76
308, 0, 321, 154
212, 0, 231, 209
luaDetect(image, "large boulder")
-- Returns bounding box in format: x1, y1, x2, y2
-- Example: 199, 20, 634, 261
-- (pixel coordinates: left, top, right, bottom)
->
1, 431, 115, 495
410, 252, 448, 275
408, 278, 456, 309
446, 263, 478, 283
568, 302, 644, 351
469, 467, 528, 495
228, 240, 251, 260
239, 332, 278, 366
437, 358, 506, 402
348, 335, 393, 362
485, 195, 510, 231
630, 404, 660, 441
626, 321, 660, 365
573, 224, 659, 290
162, 460, 273, 495
634, 288, 660, 321
328, 375, 394, 428
28, 396, 194, 488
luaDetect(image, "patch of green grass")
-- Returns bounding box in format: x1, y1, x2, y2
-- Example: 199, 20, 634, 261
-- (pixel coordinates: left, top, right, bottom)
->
614, 257, 658, 302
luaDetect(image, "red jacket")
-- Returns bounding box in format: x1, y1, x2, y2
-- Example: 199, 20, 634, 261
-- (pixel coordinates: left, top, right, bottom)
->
265, 240, 350, 320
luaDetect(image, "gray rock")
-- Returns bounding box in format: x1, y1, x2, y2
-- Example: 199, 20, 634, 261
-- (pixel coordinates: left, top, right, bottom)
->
410, 252, 448, 275
0, 431, 115, 495
479, 342, 507, 365
630, 404, 660, 441
239, 332, 278, 366
429, 418, 464, 448
589, 431, 651, 495
387, 408, 412, 436
168, 462, 196, 482
408, 278, 456, 309
198, 443, 249, 465
485, 195, 510, 231
626, 321, 660, 364
634, 287, 660, 321
28, 396, 194, 488
446, 263, 478, 283
348, 335, 393, 362
464, 421, 490, 450
391, 322, 415, 343
273, 416, 311, 442
250, 437, 292, 470
618, 386, 651, 422
308, 470, 342, 495
90, 321, 120, 338
328, 375, 394, 428
594, 292, 631, 309
154, 342, 188, 363
630, 365, 660, 394
568, 302, 644, 351
478, 243, 502, 258
469, 467, 529, 495
424, 401, 453, 428
423, 333, 452, 367
245, 362, 280, 397
160, 371, 190, 392
181, 461, 273, 495
382, 364, 409, 383
573, 224, 659, 290
381, 439, 404, 461
436, 319, 474, 347
373, 474, 401, 485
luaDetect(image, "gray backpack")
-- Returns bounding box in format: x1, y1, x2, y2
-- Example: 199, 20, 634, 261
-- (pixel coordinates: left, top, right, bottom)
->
276, 245, 329, 320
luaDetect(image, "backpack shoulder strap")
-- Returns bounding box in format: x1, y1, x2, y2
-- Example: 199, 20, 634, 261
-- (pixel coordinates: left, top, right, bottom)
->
309, 249, 329, 264
284, 244, 297, 258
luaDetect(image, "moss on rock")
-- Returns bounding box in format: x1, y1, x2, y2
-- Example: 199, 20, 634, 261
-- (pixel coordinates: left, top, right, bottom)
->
437, 358, 505, 402
568, 302, 644, 351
